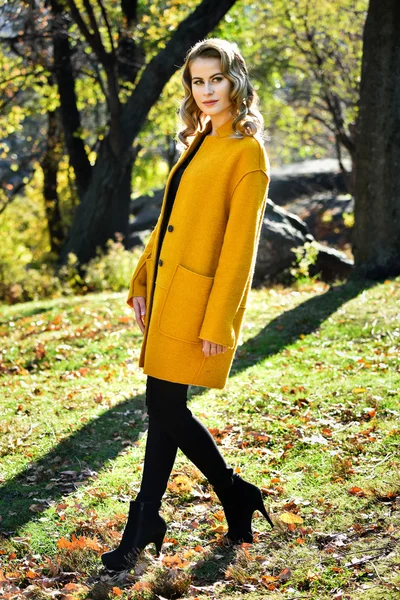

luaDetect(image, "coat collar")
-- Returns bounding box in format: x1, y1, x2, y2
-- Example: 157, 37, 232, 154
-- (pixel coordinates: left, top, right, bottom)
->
203, 117, 235, 138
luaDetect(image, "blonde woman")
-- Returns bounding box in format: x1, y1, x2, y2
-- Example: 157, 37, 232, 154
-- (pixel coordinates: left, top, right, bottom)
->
102, 37, 273, 572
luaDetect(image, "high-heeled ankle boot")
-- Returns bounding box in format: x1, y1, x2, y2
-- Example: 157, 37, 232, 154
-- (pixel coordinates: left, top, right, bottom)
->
213, 473, 273, 544
101, 500, 167, 571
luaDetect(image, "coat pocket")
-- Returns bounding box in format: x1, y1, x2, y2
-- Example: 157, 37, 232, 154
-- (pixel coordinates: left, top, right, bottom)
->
159, 264, 214, 344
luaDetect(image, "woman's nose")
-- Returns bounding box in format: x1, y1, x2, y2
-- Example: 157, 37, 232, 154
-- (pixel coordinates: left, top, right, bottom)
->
204, 82, 214, 94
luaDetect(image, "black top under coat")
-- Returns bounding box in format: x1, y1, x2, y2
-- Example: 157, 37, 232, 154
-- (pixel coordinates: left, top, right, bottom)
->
155, 135, 207, 272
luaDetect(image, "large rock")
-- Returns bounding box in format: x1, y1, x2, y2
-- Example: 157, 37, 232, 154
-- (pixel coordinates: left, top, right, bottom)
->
129, 189, 164, 232
254, 200, 353, 284
268, 157, 351, 206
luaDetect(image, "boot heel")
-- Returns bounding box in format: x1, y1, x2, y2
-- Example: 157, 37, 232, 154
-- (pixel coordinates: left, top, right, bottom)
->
257, 497, 274, 529
154, 529, 166, 556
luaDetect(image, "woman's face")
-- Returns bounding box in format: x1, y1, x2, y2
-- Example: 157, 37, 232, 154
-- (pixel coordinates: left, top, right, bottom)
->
190, 56, 233, 120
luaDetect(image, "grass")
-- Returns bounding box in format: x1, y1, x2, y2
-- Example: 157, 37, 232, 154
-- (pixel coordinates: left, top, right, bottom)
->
0, 275, 399, 599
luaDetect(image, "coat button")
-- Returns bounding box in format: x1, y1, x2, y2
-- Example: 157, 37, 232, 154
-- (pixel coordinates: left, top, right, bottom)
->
158, 258, 163, 266
167, 224, 174, 232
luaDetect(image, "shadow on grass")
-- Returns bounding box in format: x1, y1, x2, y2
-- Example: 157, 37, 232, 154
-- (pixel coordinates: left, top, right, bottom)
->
0, 394, 146, 534
0, 278, 378, 536
190, 543, 236, 584
230, 278, 378, 376
0, 304, 56, 323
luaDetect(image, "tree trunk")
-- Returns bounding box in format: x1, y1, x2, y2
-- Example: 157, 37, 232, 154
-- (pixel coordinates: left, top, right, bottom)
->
60, 140, 138, 264
353, 0, 400, 278
51, 0, 92, 198
40, 111, 65, 256
60, 0, 237, 265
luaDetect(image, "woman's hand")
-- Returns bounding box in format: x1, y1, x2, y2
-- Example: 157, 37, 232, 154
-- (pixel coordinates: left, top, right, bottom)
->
201, 339, 228, 357
133, 296, 146, 334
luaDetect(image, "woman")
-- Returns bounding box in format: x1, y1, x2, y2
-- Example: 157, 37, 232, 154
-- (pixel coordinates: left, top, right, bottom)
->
102, 38, 273, 572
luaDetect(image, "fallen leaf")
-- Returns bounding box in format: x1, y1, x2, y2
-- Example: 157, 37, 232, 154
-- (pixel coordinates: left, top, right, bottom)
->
349, 486, 366, 497
278, 567, 292, 582
279, 512, 303, 524
261, 574, 277, 583
214, 510, 225, 522
112, 586, 123, 596
25, 570, 37, 579
29, 503, 47, 513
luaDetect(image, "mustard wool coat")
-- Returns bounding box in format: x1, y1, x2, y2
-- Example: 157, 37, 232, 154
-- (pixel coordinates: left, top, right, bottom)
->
127, 117, 270, 389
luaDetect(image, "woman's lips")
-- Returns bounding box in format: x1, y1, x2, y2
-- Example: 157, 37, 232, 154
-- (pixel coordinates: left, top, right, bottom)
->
203, 100, 218, 105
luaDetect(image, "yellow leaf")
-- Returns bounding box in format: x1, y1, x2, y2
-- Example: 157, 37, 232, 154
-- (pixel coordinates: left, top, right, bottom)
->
210, 523, 227, 533
214, 510, 225, 522
279, 512, 303, 524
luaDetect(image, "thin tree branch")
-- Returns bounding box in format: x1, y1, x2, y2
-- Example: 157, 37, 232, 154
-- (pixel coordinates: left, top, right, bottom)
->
66, 0, 121, 154
66, 0, 97, 54
96, 0, 116, 58
81, 0, 108, 61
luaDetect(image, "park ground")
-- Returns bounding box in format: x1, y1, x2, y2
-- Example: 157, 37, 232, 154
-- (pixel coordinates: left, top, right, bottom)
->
0, 275, 399, 599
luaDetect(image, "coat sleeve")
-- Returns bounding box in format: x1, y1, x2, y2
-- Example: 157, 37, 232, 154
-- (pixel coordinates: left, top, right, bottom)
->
126, 224, 158, 308
199, 169, 269, 348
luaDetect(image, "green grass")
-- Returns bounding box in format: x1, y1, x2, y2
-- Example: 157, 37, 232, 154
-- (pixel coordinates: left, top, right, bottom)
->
0, 277, 399, 599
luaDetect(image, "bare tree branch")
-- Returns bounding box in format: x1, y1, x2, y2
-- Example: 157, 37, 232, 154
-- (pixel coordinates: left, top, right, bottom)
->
66, 0, 120, 154
96, 0, 116, 59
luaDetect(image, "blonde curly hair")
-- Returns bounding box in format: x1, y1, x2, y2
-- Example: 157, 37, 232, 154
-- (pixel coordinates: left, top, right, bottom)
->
178, 38, 264, 147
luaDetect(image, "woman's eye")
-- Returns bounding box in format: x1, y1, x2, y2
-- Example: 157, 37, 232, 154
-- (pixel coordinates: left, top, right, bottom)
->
193, 77, 223, 85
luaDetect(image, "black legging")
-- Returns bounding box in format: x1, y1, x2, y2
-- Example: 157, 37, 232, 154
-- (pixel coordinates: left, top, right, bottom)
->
136, 375, 234, 503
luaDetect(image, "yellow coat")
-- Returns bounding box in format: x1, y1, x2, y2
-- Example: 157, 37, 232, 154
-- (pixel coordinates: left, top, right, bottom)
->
127, 117, 270, 389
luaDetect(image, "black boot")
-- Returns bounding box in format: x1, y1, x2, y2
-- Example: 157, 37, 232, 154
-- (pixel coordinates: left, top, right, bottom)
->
213, 473, 274, 544
101, 500, 167, 572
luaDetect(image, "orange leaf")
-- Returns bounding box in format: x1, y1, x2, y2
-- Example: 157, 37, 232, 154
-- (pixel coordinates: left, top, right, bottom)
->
25, 570, 37, 579
63, 583, 78, 591
162, 553, 190, 568
261, 575, 277, 583
278, 567, 292, 582
349, 486, 366, 497
112, 586, 123, 596
133, 581, 151, 591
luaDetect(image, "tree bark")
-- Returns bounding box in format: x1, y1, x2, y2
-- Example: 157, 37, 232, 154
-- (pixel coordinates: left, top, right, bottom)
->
60, 0, 237, 265
40, 110, 65, 256
51, 0, 92, 198
353, 0, 400, 278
